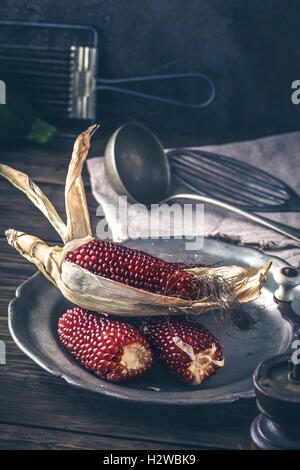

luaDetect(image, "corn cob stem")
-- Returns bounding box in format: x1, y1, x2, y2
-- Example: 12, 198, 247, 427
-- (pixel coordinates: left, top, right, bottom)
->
5, 229, 63, 286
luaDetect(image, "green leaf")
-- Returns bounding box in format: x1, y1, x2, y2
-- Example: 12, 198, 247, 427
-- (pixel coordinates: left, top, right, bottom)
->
27, 118, 57, 144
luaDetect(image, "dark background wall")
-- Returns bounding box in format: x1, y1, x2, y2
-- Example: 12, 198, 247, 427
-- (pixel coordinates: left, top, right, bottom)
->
1, 0, 300, 142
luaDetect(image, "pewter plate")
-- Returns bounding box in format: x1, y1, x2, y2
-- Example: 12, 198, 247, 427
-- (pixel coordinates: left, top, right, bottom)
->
8, 238, 294, 405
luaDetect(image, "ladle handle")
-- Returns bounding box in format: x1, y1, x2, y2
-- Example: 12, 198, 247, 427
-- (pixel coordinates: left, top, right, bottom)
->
163, 193, 300, 242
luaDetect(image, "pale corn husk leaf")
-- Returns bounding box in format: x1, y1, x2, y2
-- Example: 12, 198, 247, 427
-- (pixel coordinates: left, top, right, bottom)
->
65, 125, 99, 242
5, 230, 272, 317
184, 261, 273, 306
0, 164, 67, 242
172, 337, 196, 360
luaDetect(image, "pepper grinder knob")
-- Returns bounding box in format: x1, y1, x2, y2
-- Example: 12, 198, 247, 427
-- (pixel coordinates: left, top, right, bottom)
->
274, 266, 300, 302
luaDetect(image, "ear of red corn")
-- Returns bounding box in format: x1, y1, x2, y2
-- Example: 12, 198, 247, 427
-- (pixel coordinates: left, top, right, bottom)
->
141, 319, 224, 385
65, 239, 209, 300
58, 307, 153, 383
1, 126, 272, 319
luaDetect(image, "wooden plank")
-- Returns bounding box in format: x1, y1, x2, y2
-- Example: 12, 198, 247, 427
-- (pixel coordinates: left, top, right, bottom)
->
0, 272, 253, 450
0, 181, 99, 243
0, 366, 252, 449
0, 326, 253, 451
0, 238, 37, 279
0, 133, 107, 178
0, 180, 67, 211
0, 180, 98, 217
0, 153, 94, 186
0, 423, 198, 450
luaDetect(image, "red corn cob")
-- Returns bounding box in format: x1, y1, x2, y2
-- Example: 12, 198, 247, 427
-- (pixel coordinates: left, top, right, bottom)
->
65, 240, 208, 300
170, 261, 207, 270
58, 307, 153, 383
141, 319, 224, 385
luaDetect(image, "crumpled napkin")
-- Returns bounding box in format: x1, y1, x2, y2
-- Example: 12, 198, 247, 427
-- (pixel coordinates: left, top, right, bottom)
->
87, 131, 300, 267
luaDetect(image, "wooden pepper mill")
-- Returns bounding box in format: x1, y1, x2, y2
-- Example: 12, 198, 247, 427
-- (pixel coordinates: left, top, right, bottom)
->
251, 266, 300, 450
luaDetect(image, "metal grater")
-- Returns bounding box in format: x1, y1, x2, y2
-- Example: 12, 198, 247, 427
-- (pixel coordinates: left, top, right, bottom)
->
0, 21, 99, 121
70, 45, 98, 120
0, 21, 215, 124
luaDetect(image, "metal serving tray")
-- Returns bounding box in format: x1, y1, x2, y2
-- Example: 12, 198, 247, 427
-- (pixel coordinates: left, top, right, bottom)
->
8, 238, 294, 405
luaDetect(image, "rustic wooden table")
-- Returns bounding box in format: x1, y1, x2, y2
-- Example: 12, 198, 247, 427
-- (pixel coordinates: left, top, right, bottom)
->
0, 133, 258, 450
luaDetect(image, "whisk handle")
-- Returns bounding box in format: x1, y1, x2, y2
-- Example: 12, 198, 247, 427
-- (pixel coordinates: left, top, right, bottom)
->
163, 193, 300, 243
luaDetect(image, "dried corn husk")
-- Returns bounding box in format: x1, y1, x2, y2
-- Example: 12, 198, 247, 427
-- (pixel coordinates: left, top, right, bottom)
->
1, 126, 272, 317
